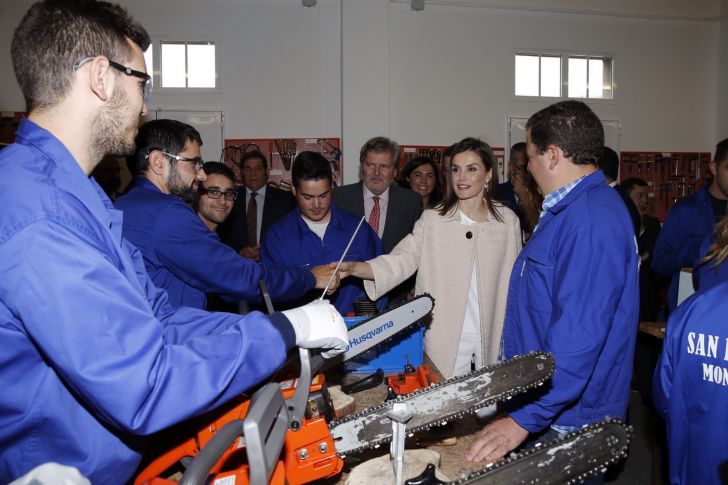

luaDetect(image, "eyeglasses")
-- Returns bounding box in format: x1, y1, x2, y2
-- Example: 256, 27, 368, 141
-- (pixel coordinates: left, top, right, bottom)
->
199, 187, 238, 201
509, 162, 528, 173
158, 150, 205, 173
73, 56, 152, 103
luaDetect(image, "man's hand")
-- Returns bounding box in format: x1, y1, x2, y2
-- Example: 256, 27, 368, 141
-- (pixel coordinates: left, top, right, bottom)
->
282, 301, 349, 358
311, 264, 339, 294
239, 245, 260, 261
465, 416, 529, 463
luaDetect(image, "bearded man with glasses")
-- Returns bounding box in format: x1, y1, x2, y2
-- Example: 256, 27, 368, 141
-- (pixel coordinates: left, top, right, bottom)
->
117, 119, 340, 310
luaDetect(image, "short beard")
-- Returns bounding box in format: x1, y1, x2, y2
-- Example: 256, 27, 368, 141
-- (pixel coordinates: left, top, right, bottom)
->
92, 86, 138, 160
167, 163, 198, 203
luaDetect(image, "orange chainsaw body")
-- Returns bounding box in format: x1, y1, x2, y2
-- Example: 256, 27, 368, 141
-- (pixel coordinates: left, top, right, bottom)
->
135, 374, 343, 485
386, 363, 438, 395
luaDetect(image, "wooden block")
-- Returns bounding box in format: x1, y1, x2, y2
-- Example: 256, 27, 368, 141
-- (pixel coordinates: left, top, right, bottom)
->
345, 449, 448, 485
328, 385, 356, 417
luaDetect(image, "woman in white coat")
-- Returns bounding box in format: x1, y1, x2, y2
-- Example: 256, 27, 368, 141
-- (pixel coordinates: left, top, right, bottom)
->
346, 138, 522, 378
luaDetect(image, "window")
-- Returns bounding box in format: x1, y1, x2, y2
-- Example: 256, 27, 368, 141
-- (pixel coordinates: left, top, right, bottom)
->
515, 54, 561, 97
515, 53, 613, 100
567, 56, 612, 99
160, 41, 216, 88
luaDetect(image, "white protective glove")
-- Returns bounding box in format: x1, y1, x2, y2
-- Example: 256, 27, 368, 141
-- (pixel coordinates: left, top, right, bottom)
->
282, 300, 349, 359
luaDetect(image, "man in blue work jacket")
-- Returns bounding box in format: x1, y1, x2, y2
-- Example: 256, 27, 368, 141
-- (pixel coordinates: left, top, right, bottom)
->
117, 119, 339, 309
0, 1, 348, 483
653, 280, 728, 485
261, 151, 386, 314
466, 101, 639, 485
652, 138, 728, 311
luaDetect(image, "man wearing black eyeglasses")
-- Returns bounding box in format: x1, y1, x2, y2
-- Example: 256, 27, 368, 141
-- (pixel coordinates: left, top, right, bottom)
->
197, 162, 238, 232
0, 2, 348, 483
117, 119, 340, 311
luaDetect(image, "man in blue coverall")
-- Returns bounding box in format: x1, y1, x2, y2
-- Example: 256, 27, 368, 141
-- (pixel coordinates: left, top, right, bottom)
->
0, 1, 348, 482
261, 151, 385, 314
652, 138, 728, 311
117, 119, 339, 310
653, 279, 728, 485
466, 101, 639, 484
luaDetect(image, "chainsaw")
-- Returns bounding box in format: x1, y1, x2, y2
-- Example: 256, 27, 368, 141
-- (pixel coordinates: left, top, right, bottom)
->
405, 418, 632, 485
135, 294, 435, 484
135, 296, 557, 485
138, 352, 631, 485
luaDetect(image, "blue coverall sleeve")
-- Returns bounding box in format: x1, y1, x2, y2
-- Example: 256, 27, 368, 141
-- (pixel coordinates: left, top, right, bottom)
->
153, 201, 314, 303
652, 205, 704, 277
1, 220, 294, 435
509, 224, 637, 432
652, 302, 685, 420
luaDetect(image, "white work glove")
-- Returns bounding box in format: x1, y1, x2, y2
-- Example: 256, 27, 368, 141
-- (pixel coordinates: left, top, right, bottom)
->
282, 300, 348, 359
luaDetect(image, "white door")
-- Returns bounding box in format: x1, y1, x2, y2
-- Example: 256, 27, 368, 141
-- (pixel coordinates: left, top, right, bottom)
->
148, 109, 224, 163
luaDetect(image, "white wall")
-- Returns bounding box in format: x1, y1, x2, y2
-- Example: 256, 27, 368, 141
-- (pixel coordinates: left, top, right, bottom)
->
0, 0, 342, 158
717, 0, 728, 140
0, 0, 721, 183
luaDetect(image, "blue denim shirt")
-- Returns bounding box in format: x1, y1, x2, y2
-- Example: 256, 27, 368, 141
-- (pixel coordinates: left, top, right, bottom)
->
116, 177, 314, 309
0, 119, 294, 483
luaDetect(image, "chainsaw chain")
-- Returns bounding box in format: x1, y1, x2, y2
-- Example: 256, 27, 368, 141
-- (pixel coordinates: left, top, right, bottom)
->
330, 351, 555, 457
448, 418, 632, 484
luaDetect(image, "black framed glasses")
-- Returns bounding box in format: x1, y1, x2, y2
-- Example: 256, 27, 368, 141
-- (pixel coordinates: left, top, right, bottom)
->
199, 187, 238, 201
73, 56, 152, 103
158, 150, 205, 173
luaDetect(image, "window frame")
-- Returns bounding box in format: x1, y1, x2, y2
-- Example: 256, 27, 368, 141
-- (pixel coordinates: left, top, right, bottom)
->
145, 37, 221, 95
513, 50, 616, 103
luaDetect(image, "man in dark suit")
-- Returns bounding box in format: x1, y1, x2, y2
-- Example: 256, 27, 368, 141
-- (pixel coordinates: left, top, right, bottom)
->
598, 146, 641, 237
498, 142, 528, 234
219, 151, 295, 261
333, 136, 422, 254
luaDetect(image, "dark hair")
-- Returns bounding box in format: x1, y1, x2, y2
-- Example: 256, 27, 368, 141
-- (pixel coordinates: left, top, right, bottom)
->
526, 100, 604, 166
291, 151, 332, 189
239, 151, 268, 170
398, 157, 443, 206
597, 146, 620, 181
443, 144, 455, 161
438, 137, 503, 223
11, 0, 150, 112
509, 142, 526, 162
715, 138, 728, 165
621, 177, 648, 195
202, 161, 235, 184
127, 119, 203, 176
359, 136, 399, 166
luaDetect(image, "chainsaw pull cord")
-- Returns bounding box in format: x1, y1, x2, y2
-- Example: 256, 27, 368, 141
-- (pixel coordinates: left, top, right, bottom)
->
319, 215, 365, 299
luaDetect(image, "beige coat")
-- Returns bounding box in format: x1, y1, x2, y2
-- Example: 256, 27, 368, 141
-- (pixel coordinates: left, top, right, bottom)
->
364, 205, 521, 377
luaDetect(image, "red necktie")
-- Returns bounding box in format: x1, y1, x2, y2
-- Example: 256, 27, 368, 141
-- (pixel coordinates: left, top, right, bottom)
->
247, 192, 258, 245
368, 196, 380, 234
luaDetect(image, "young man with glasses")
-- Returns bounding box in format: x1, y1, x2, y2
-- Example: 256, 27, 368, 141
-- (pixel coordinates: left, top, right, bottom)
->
197, 162, 238, 232
0, 2, 347, 482
117, 119, 340, 310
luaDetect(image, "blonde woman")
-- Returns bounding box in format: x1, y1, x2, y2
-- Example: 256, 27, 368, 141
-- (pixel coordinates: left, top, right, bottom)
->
345, 138, 521, 378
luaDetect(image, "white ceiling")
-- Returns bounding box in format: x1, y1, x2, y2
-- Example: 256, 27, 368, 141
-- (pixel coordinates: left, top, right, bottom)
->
391, 0, 722, 20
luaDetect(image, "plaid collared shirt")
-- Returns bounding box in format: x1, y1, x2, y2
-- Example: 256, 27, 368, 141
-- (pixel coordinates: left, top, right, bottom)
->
533, 174, 589, 231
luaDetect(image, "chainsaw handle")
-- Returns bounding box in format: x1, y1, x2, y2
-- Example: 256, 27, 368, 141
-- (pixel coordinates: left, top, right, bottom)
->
179, 383, 288, 485
341, 368, 384, 394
